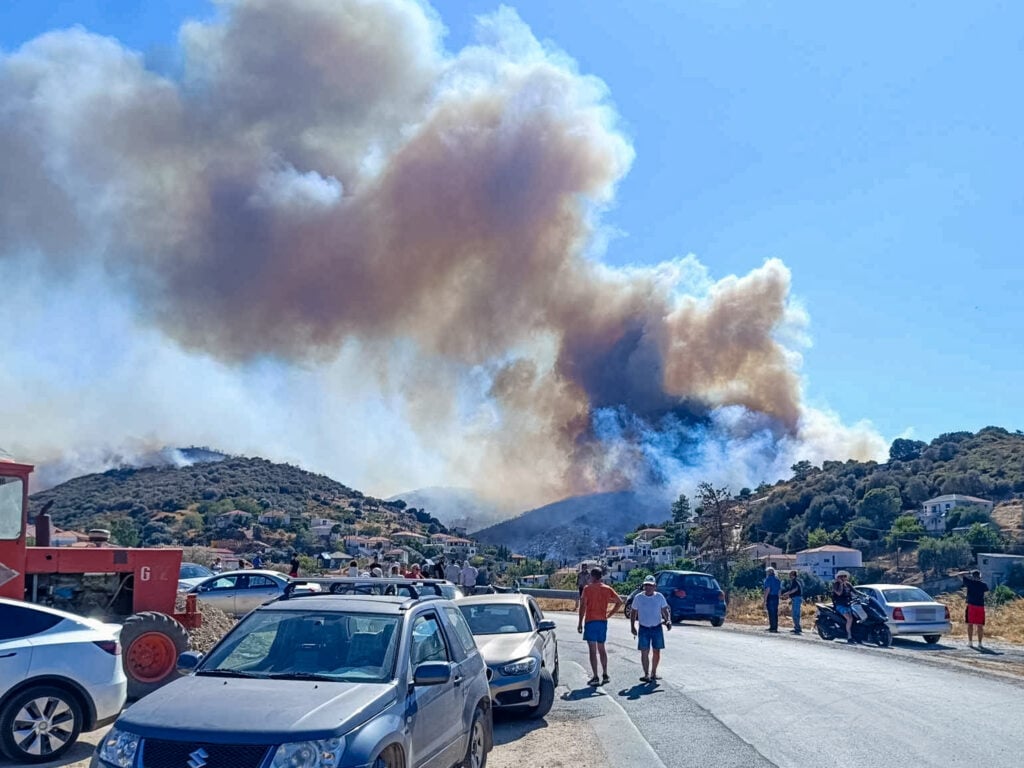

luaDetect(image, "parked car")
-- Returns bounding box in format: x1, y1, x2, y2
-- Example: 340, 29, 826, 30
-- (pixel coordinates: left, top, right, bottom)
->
177, 562, 214, 592
0, 598, 126, 764
854, 584, 952, 644
457, 593, 558, 718
92, 587, 492, 768
624, 570, 727, 626
183, 570, 290, 617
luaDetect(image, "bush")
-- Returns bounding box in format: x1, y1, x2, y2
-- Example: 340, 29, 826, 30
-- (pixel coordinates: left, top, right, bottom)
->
989, 584, 1018, 607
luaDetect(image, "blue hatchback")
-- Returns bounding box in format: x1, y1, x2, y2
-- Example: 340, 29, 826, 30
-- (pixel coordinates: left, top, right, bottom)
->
625, 570, 727, 626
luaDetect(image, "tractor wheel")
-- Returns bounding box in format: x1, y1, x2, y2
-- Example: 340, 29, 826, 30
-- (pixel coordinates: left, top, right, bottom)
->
120, 612, 190, 699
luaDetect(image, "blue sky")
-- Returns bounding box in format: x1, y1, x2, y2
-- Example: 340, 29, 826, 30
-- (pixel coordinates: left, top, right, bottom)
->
3, 0, 1021, 447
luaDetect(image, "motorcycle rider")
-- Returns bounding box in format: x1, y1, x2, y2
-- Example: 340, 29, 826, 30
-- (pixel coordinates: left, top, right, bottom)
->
832, 570, 855, 643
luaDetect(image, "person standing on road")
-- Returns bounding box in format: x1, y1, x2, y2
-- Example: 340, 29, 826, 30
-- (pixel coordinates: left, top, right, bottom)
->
781, 570, 803, 634
763, 567, 782, 633
445, 559, 461, 583
832, 571, 855, 642
958, 569, 989, 648
576, 564, 590, 609
629, 575, 671, 683
577, 567, 624, 687
460, 560, 479, 593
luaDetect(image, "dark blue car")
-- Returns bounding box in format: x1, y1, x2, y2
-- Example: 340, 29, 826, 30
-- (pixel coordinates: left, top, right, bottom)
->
91, 584, 492, 768
625, 570, 727, 626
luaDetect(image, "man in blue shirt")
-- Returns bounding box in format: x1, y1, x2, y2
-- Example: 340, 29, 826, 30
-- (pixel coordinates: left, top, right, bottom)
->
763, 567, 782, 633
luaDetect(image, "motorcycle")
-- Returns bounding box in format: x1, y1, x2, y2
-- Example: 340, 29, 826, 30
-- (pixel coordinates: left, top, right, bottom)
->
814, 589, 892, 647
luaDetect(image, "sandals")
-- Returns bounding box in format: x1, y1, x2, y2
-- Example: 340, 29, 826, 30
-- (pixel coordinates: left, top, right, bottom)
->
639, 675, 650, 683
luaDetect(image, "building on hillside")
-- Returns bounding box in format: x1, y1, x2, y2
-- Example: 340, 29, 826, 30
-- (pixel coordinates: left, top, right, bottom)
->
759, 553, 798, 572
606, 558, 638, 582
632, 539, 652, 561
520, 574, 548, 587
509, 554, 527, 564
391, 530, 427, 543
308, 517, 334, 529
257, 510, 292, 527
634, 528, 666, 542
430, 533, 455, 547
795, 545, 863, 578
216, 510, 251, 528
384, 548, 410, 565
738, 543, 783, 560
917, 495, 993, 533
442, 537, 478, 560
652, 546, 678, 566
49, 528, 88, 547
976, 553, 1024, 587
604, 544, 632, 560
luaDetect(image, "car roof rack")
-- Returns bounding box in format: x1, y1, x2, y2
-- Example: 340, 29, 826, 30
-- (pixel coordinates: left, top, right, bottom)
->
280, 577, 450, 602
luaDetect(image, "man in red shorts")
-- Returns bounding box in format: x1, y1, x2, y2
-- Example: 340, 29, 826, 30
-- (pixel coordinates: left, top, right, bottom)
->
959, 569, 989, 648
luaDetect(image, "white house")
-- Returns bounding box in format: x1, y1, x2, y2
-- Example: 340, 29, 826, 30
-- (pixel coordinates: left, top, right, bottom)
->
795, 545, 863, 578
257, 510, 292, 527
632, 539, 653, 561
977, 553, 1024, 587
738, 543, 783, 560
917, 495, 993, 533
652, 546, 678, 565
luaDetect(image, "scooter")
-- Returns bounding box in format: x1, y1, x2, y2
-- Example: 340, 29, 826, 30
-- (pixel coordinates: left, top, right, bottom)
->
815, 590, 892, 647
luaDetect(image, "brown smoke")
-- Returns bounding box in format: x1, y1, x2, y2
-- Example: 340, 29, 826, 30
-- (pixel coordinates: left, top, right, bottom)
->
0, 0, 881, 504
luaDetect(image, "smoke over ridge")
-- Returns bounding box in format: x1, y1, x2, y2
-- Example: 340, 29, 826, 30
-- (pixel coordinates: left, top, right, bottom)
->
0, 0, 885, 503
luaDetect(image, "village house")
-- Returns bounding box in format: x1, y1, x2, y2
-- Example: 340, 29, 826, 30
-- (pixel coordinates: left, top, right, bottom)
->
976, 552, 1024, 587
738, 543, 783, 560
519, 574, 549, 587
917, 494, 994, 533
442, 537, 478, 560
795, 545, 863, 578
215, 510, 251, 529
651, 546, 678, 566
760, 553, 798, 572
391, 530, 427, 544
634, 528, 666, 542
257, 510, 292, 527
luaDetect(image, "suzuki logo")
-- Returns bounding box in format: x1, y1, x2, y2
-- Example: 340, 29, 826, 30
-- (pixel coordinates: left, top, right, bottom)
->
187, 748, 209, 768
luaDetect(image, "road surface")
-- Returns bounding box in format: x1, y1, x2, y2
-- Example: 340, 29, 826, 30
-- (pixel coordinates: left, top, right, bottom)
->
535, 611, 1024, 768
7, 613, 1023, 768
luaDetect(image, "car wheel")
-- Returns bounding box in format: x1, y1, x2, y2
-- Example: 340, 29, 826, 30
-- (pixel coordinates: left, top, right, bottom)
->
870, 625, 892, 648
0, 685, 83, 764
461, 707, 488, 768
529, 669, 555, 720
923, 634, 941, 645
709, 618, 724, 627
372, 745, 404, 768
120, 612, 191, 699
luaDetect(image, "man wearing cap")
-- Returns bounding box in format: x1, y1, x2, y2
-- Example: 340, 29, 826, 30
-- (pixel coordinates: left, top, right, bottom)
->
629, 575, 671, 683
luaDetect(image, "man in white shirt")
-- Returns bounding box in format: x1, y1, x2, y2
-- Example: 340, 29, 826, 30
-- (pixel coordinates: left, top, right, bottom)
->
459, 561, 479, 592
445, 560, 461, 583
629, 575, 671, 683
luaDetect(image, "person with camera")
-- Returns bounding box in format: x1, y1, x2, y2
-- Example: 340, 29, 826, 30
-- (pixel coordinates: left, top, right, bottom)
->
957, 569, 989, 648
832, 570, 855, 643
630, 575, 672, 683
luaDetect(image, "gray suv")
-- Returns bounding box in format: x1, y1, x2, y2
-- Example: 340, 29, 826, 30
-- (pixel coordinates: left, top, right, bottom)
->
91, 582, 492, 768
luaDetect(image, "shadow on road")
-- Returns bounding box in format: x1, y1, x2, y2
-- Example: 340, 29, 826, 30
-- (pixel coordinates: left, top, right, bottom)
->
891, 638, 956, 652
561, 686, 606, 701
617, 683, 665, 701
491, 712, 548, 746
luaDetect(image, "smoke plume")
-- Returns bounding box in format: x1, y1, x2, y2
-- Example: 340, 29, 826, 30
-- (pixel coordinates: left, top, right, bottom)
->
0, 0, 885, 505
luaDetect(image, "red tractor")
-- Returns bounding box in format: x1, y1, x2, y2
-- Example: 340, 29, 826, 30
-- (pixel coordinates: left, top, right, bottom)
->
0, 459, 201, 699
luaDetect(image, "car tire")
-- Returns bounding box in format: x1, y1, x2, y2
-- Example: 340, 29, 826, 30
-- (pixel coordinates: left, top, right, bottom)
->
120, 611, 191, 699
709, 618, 724, 627
372, 745, 404, 768
923, 634, 941, 645
461, 707, 488, 768
816, 624, 836, 641
529, 669, 555, 720
0, 685, 83, 764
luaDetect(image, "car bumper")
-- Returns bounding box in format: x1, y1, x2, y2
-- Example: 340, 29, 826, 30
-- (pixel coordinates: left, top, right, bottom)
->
87, 679, 128, 731
668, 602, 727, 620
888, 621, 952, 636
487, 669, 540, 708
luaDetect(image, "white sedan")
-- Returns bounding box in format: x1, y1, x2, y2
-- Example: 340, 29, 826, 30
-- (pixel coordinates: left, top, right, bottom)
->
856, 583, 952, 644
0, 598, 127, 763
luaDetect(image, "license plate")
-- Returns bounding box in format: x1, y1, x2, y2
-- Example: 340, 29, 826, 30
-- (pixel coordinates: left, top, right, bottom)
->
695, 604, 715, 613
915, 609, 937, 621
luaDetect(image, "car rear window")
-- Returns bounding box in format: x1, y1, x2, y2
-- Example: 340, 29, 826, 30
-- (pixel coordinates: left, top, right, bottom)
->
881, 588, 933, 603
675, 575, 718, 590
459, 604, 532, 635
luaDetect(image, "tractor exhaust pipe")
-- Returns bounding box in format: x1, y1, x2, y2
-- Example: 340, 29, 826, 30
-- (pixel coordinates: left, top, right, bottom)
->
34, 500, 54, 546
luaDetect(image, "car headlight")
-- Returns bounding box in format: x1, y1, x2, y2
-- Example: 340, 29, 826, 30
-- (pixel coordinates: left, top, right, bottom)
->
500, 657, 539, 677
98, 728, 140, 768
269, 738, 345, 768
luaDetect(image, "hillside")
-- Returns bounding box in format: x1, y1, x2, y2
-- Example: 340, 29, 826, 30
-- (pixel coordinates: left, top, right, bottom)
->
27, 455, 443, 551
474, 491, 670, 562
745, 427, 1024, 554
388, 486, 514, 531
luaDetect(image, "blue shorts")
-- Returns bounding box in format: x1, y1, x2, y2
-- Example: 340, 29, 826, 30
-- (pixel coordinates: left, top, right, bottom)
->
835, 605, 851, 616
583, 620, 608, 643
637, 625, 665, 651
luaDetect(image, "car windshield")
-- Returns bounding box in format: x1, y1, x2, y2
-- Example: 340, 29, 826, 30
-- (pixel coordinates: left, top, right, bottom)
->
199, 610, 401, 683
881, 588, 934, 603
180, 563, 213, 579
459, 604, 532, 634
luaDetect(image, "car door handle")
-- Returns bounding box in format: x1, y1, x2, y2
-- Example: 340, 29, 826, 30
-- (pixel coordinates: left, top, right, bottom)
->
0, 653, 16, 659
453, 675, 464, 687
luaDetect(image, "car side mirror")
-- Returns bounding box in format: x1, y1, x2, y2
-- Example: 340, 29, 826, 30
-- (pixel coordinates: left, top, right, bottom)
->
537, 620, 556, 632
413, 662, 452, 686
177, 651, 204, 673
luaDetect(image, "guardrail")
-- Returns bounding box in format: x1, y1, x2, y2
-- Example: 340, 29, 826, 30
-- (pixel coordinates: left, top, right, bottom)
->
464, 586, 579, 600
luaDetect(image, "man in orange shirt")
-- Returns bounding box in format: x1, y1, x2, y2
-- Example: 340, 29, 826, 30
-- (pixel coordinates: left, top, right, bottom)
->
577, 567, 624, 686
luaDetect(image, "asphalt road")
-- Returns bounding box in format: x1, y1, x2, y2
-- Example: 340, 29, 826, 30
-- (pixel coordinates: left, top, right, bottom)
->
544, 612, 1024, 768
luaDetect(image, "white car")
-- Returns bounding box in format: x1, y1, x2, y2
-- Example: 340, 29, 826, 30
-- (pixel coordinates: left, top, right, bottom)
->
856, 584, 952, 644
0, 598, 127, 763
177, 562, 215, 592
